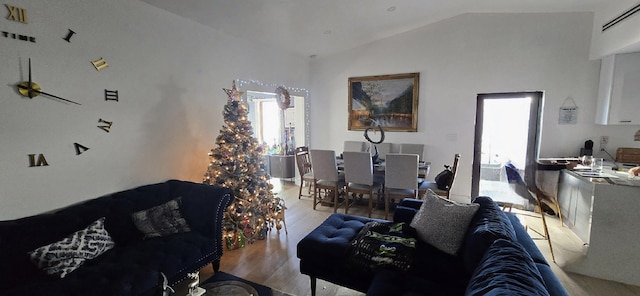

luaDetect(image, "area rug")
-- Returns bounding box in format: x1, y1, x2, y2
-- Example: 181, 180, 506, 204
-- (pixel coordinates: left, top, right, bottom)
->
200, 271, 293, 296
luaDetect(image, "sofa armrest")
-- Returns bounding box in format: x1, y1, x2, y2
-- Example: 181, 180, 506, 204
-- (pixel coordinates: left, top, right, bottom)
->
398, 198, 423, 210
167, 180, 233, 238
393, 198, 423, 223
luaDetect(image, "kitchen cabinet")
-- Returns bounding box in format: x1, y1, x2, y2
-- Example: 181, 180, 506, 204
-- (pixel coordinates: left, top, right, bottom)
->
557, 170, 593, 242
596, 52, 640, 125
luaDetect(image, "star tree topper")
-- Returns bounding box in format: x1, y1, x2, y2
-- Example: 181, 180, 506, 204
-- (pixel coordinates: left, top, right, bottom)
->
224, 81, 245, 101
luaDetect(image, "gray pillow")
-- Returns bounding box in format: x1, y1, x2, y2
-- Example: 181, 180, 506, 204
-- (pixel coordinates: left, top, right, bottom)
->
28, 217, 115, 278
132, 197, 191, 238
410, 189, 479, 255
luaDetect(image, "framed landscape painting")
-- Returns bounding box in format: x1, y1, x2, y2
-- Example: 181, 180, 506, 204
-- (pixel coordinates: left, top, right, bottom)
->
348, 72, 420, 132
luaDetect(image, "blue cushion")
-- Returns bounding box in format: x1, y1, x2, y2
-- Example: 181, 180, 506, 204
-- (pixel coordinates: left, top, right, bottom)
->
462, 196, 517, 274
466, 239, 550, 296
536, 263, 570, 296
297, 214, 382, 262
507, 212, 548, 264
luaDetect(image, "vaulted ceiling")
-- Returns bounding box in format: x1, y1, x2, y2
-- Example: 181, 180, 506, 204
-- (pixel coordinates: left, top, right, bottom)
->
140, 0, 612, 58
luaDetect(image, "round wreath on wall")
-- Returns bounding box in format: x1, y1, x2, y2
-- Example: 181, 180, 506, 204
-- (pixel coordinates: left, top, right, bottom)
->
364, 124, 385, 144
275, 86, 291, 110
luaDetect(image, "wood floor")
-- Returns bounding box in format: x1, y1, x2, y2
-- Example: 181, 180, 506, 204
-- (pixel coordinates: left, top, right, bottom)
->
215, 180, 640, 296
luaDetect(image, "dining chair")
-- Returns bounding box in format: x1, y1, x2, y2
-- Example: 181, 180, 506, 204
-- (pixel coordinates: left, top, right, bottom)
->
342, 151, 382, 217
295, 146, 314, 199
310, 149, 345, 213
419, 153, 460, 199
502, 162, 556, 263
399, 143, 424, 161
343, 141, 366, 153
384, 153, 419, 220
375, 143, 392, 161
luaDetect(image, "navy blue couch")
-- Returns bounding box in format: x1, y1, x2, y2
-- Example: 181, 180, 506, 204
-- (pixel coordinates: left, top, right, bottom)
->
297, 196, 569, 296
0, 180, 233, 296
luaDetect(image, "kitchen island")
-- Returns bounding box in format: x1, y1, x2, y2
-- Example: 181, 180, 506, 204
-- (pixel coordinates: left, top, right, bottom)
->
558, 168, 640, 286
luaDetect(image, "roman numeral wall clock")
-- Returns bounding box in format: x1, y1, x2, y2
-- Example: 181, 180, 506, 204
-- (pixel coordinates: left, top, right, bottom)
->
3, 3, 122, 168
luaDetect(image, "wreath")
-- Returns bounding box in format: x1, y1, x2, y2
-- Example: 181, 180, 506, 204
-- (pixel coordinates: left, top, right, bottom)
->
364, 123, 385, 144
275, 86, 291, 110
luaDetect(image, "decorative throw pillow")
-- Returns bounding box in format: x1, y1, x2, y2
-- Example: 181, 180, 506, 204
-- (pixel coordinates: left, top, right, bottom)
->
466, 239, 550, 296
410, 189, 480, 255
131, 197, 191, 238
28, 217, 115, 278
349, 221, 417, 272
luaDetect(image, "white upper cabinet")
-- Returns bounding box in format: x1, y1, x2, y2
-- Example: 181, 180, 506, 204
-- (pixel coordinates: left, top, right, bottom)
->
596, 52, 640, 125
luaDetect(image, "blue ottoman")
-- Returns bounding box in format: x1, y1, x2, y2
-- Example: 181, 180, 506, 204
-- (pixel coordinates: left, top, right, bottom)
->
297, 213, 384, 295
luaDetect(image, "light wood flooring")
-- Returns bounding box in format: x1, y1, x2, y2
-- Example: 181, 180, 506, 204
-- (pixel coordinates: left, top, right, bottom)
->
213, 180, 640, 296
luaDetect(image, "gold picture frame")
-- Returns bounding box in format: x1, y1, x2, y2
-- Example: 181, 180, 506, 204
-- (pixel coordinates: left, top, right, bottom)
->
348, 72, 419, 132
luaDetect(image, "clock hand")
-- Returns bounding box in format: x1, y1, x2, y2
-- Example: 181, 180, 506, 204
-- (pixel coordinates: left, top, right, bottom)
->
16, 84, 81, 105
28, 58, 34, 98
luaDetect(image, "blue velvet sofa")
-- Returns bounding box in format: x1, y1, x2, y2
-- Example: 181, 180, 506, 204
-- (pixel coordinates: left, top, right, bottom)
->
297, 196, 569, 296
0, 180, 233, 296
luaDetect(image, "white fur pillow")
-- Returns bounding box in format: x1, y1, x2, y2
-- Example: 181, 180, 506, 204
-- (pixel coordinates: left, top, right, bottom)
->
410, 189, 479, 255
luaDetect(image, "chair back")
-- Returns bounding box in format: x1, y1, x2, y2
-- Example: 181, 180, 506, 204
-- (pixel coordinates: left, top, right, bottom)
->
385, 153, 419, 190
399, 143, 424, 161
447, 153, 461, 192
503, 161, 535, 203
310, 149, 340, 182
343, 141, 366, 153
375, 143, 392, 160
295, 146, 312, 176
342, 151, 374, 186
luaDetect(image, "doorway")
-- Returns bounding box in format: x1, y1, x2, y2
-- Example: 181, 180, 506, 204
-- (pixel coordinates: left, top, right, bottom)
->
471, 92, 543, 205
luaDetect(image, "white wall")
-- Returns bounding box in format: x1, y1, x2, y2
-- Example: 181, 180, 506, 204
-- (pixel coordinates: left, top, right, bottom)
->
310, 12, 640, 201
0, 0, 309, 219
590, 0, 640, 58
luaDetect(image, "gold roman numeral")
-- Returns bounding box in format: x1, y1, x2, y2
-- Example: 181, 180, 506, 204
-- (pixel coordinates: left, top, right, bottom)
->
6, 4, 27, 23
91, 57, 109, 71
98, 118, 113, 133
74, 143, 90, 155
28, 154, 48, 167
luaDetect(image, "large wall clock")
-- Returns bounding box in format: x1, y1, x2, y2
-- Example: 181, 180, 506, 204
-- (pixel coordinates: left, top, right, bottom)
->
3, 3, 120, 168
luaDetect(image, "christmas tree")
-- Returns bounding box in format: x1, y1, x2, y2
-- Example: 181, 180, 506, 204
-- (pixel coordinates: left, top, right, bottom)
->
203, 81, 283, 249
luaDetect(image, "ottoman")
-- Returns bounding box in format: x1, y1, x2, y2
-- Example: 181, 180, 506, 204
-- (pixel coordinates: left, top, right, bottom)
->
297, 213, 384, 295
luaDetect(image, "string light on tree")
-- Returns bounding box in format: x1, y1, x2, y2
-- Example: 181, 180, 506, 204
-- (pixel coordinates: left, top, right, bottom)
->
203, 81, 285, 249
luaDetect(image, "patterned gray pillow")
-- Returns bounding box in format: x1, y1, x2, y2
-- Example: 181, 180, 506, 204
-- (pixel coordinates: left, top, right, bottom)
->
410, 189, 480, 255
131, 197, 191, 238
28, 217, 115, 278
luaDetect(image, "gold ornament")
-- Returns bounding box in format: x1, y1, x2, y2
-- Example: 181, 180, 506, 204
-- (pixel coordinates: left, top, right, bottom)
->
224, 80, 245, 101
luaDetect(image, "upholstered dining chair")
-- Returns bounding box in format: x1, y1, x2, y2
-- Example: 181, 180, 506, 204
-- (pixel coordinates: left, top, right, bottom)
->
399, 143, 424, 161
343, 141, 366, 153
375, 143, 392, 161
295, 146, 314, 199
384, 153, 419, 220
310, 149, 345, 213
419, 153, 460, 199
342, 151, 382, 217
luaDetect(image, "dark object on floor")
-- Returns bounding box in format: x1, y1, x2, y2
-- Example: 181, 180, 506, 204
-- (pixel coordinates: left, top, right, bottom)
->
0, 180, 233, 296
297, 196, 569, 296
541, 202, 556, 216
200, 272, 292, 296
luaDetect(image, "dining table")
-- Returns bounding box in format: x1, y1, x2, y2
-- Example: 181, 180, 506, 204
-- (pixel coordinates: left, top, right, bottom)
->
336, 157, 431, 179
